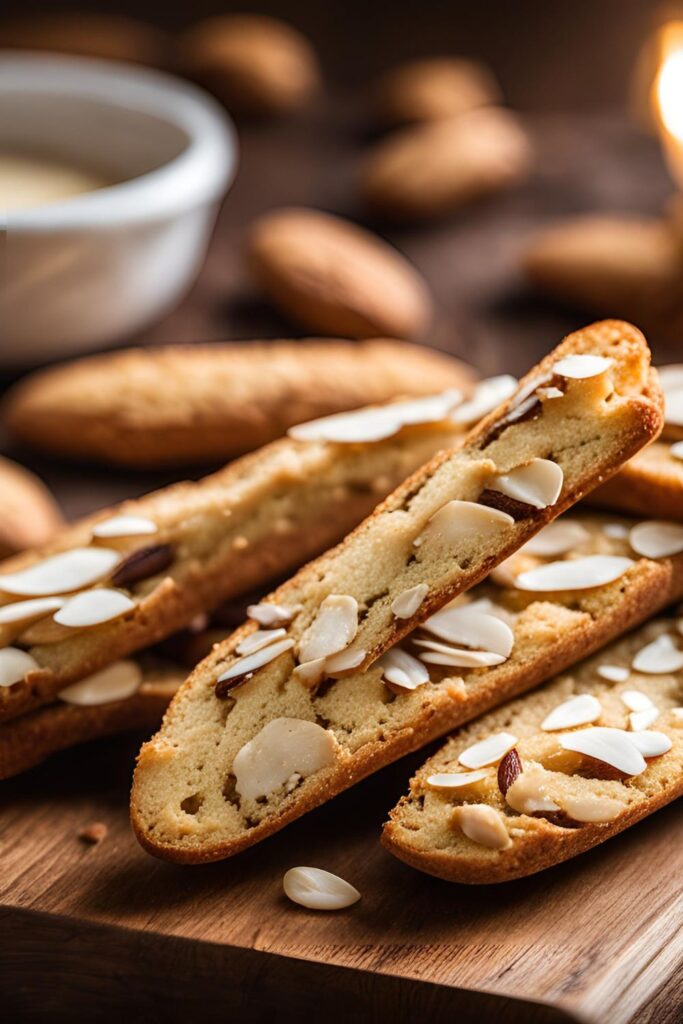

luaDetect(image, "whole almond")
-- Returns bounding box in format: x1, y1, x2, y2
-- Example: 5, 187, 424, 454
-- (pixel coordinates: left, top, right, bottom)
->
375, 57, 501, 127
361, 107, 532, 222
497, 747, 523, 796
246, 207, 432, 339
178, 15, 320, 117
0, 456, 63, 559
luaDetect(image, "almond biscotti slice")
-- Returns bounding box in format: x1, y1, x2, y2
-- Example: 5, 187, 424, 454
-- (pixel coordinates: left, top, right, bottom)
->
0, 385, 495, 723
0, 657, 184, 780
383, 614, 683, 883
3, 338, 474, 467
131, 321, 664, 863
591, 365, 683, 520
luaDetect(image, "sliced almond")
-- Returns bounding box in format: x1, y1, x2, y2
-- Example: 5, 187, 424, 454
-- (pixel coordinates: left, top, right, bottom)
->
520, 518, 590, 557
0, 646, 39, 687
289, 390, 463, 444
391, 583, 429, 619
0, 596, 65, 626
632, 633, 683, 674
236, 628, 287, 656
292, 658, 327, 689
670, 441, 683, 461
283, 867, 360, 911
215, 638, 295, 692
559, 793, 625, 823
552, 354, 614, 379
541, 693, 602, 731
417, 643, 505, 668
53, 588, 135, 628
628, 730, 672, 757
597, 665, 630, 683
536, 386, 564, 400
559, 727, 647, 776
451, 804, 511, 849
425, 769, 490, 791
459, 731, 517, 769
490, 458, 563, 510
324, 646, 366, 675
505, 766, 560, 814
298, 595, 358, 663
415, 499, 513, 548
0, 547, 120, 597
421, 606, 514, 657
515, 555, 633, 592
378, 647, 430, 691
629, 707, 659, 731
59, 659, 142, 706
603, 522, 629, 539
450, 375, 517, 424
233, 717, 337, 800
629, 521, 683, 559
248, 603, 300, 627
621, 689, 654, 712
659, 366, 683, 427
92, 515, 158, 538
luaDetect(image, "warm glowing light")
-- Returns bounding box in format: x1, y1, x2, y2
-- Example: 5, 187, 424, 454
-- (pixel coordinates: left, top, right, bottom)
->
653, 21, 683, 186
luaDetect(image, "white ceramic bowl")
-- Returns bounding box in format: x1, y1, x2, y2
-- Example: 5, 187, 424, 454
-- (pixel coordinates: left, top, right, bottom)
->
0, 53, 237, 366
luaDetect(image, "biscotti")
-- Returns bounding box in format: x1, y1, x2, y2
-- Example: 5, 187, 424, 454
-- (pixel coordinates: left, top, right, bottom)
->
0, 456, 63, 559
383, 614, 683, 883
131, 321, 663, 862
3, 339, 471, 467
0, 658, 184, 780
591, 365, 683, 520
374, 57, 500, 127
246, 210, 432, 340
361, 107, 532, 222
0, 383, 509, 723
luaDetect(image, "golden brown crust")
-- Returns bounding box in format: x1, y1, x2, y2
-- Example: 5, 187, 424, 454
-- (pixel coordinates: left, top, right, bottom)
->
3, 339, 471, 466
0, 456, 63, 559
590, 441, 683, 521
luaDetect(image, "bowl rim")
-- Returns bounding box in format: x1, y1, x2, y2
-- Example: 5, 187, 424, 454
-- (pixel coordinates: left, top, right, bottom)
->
1, 51, 238, 232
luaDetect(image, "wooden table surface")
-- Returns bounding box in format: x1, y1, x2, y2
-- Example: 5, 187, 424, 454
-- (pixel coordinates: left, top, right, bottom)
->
1, 99, 681, 1023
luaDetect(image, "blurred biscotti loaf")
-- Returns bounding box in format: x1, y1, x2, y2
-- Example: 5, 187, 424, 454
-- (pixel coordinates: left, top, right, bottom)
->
245, 210, 433, 339
383, 614, 683, 883
131, 320, 663, 862
0, 456, 63, 559
2, 338, 469, 467
374, 57, 501, 127
0, 384, 505, 723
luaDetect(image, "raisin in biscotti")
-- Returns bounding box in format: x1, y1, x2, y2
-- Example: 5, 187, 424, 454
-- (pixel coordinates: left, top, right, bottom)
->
131, 321, 664, 863
0, 658, 184, 780
383, 614, 683, 883
3, 339, 474, 467
0, 386, 494, 723
591, 365, 683, 520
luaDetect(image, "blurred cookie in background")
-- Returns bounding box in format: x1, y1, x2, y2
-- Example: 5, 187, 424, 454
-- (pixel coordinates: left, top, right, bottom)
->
374, 56, 501, 127
0, 13, 170, 67
0, 456, 63, 559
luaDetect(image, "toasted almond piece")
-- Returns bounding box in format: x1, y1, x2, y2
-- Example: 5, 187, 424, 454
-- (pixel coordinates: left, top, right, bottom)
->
536, 386, 564, 400
597, 665, 630, 683
421, 606, 514, 657
110, 544, 173, 588
236, 628, 288, 656
0, 596, 65, 626
416, 640, 505, 668
216, 638, 295, 690
324, 646, 366, 675
0, 647, 39, 687
53, 588, 135, 628
552, 354, 614, 379
77, 821, 108, 844
289, 390, 463, 444
629, 707, 660, 731
628, 730, 672, 757
378, 647, 430, 691
505, 766, 561, 814
670, 440, 683, 461
425, 769, 491, 791
629, 520, 683, 559
490, 458, 563, 510
559, 793, 625, 823
515, 555, 633, 592
621, 689, 655, 712
559, 727, 647, 776
520, 518, 590, 557
292, 658, 328, 689
541, 693, 602, 731
298, 595, 358, 663
248, 603, 300, 627
632, 633, 683, 674
459, 731, 517, 769
58, 659, 142, 705
451, 804, 511, 849
92, 515, 158, 538
283, 866, 360, 911
450, 375, 517, 424
0, 547, 120, 597
415, 499, 514, 548
233, 717, 336, 801
391, 583, 429, 619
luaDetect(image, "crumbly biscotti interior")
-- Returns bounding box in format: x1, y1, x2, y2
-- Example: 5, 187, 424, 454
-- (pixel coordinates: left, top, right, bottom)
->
0, 416, 466, 722
383, 615, 683, 883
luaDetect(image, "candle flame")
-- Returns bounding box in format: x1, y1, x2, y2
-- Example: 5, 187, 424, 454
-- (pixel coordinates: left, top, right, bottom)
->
656, 26, 683, 144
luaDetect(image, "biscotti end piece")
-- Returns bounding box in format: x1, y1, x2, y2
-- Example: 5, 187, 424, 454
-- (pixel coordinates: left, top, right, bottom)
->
131, 322, 664, 863
383, 617, 683, 883
246, 209, 433, 340
3, 338, 471, 467
0, 456, 63, 559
